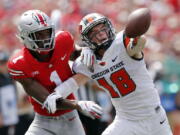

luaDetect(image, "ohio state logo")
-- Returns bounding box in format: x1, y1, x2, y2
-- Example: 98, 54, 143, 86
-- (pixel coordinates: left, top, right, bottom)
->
32, 13, 47, 26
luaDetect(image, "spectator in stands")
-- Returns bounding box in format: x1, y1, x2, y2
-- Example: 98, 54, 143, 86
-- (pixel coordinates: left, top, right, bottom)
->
0, 51, 19, 135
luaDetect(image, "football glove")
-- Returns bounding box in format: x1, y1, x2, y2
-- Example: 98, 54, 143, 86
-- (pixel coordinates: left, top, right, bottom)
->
80, 47, 96, 72
127, 36, 146, 56
77, 101, 103, 119
42, 92, 62, 114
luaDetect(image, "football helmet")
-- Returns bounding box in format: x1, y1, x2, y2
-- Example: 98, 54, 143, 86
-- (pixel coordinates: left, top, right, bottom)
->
79, 13, 115, 51
17, 10, 55, 52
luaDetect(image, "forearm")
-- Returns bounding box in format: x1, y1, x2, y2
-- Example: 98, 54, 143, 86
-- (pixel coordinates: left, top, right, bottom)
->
28, 81, 49, 103
55, 73, 90, 98
16, 78, 49, 104
56, 98, 80, 110
16, 78, 82, 113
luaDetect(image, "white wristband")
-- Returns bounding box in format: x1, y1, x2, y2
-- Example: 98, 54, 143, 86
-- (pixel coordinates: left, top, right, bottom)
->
55, 78, 79, 98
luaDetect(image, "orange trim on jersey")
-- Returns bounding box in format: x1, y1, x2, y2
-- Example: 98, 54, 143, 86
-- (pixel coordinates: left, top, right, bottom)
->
124, 37, 130, 48
124, 36, 139, 48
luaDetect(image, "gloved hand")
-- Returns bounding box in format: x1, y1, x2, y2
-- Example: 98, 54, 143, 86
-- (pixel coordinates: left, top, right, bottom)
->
80, 47, 96, 72
77, 101, 103, 119
42, 92, 62, 114
127, 36, 146, 56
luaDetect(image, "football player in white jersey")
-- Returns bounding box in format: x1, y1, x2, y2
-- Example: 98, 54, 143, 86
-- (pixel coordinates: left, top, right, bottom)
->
44, 13, 173, 135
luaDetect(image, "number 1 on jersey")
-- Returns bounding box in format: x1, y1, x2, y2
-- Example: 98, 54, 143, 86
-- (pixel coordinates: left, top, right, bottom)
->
97, 68, 136, 98
50, 70, 62, 86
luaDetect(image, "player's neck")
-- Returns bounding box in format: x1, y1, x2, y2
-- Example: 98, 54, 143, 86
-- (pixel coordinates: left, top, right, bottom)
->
96, 49, 106, 60
29, 50, 54, 62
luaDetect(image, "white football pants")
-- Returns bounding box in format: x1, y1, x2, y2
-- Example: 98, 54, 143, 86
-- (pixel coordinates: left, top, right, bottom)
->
25, 110, 85, 135
102, 105, 173, 135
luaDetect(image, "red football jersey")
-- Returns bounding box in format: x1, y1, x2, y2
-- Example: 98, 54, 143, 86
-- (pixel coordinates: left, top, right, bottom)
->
8, 31, 75, 116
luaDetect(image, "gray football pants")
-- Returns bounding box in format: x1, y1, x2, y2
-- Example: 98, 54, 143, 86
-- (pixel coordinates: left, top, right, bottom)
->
25, 110, 85, 135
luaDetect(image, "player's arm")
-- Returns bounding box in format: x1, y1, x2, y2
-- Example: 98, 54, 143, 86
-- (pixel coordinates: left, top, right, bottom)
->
16, 77, 102, 118
124, 33, 146, 58
55, 73, 90, 98
15, 78, 86, 111
56, 99, 102, 119
15, 78, 49, 104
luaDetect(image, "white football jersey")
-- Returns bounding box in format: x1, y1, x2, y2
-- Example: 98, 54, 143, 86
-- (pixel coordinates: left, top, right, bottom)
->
73, 31, 160, 120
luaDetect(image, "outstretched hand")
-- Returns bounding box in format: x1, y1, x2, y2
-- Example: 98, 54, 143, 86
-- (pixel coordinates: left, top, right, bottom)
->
77, 101, 103, 119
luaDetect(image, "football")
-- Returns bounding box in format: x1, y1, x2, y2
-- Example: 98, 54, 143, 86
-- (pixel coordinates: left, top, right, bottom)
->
125, 8, 151, 38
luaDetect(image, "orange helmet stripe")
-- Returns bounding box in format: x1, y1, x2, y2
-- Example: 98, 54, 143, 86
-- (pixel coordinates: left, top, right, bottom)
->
87, 17, 94, 23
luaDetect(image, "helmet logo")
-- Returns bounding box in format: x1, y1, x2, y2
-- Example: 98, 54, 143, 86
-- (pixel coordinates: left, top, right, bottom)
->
87, 17, 94, 23
84, 16, 96, 25
32, 12, 47, 26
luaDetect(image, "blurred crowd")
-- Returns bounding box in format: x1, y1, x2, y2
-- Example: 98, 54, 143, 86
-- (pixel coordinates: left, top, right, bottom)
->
0, 0, 180, 134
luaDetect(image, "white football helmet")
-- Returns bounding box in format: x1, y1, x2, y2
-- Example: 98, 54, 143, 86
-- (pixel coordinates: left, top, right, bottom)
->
79, 13, 115, 51
17, 10, 55, 52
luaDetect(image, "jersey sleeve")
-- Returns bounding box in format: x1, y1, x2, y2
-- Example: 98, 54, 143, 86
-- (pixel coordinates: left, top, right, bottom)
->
7, 55, 29, 79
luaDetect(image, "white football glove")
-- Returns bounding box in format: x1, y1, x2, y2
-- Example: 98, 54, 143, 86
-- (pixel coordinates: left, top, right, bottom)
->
77, 101, 103, 119
80, 47, 96, 72
42, 92, 62, 114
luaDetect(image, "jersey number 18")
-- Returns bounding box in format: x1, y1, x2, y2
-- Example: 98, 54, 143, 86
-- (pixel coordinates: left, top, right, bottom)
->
97, 68, 136, 98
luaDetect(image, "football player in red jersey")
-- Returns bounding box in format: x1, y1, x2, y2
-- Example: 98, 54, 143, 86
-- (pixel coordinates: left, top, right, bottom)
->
7, 10, 102, 135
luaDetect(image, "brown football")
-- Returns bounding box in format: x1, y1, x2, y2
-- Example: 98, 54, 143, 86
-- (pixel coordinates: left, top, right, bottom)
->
125, 8, 151, 38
